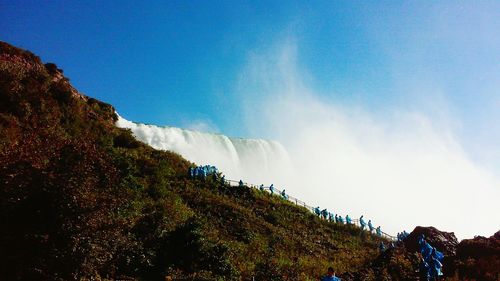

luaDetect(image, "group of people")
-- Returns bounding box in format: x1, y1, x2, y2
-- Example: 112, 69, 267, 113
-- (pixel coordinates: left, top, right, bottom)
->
194, 171, 386, 239
253, 184, 387, 239
257, 183, 290, 200
187, 165, 446, 280
358, 214, 383, 237
190, 168, 388, 240
228, 180, 291, 202
359, 215, 381, 236
312, 210, 384, 237
320, 234, 444, 280
397, 230, 410, 241
418, 234, 444, 280
188, 165, 219, 179
314, 207, 334, 222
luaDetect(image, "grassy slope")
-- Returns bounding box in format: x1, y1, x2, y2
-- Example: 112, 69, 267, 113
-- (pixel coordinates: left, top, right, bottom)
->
0, 42, 386, 281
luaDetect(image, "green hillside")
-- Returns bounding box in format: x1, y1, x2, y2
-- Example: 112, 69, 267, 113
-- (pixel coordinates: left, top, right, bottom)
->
0, 41, 389, 280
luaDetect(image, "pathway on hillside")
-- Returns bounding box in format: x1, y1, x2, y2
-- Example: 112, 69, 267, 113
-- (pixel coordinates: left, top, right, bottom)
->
225, 179, 396, 240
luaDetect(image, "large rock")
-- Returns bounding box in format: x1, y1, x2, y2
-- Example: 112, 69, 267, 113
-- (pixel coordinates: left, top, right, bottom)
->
457, 230, 500, 258
404, 226, 458, 255
347, 228, 499, 280
453, 230, 500, 281
403, 226, 459, 277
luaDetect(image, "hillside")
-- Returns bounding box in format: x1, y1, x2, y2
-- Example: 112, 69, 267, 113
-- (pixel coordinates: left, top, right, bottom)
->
1, 42, 498, 281
0, 42, 390, 280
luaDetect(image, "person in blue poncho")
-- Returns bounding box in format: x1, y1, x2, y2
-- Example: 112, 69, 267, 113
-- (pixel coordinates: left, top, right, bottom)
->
338, 215, 344, 224
421, 241, 433, 261
220, 175, 225, 185
259, 184, 264, 192
418, 235, 443, 280
281, 189, 288, 200
432, 247, 444, 262
269, 184, 274, 194
320, 267, 341, 281
345, 215, 352, 224
314, 207, 321, 216
376, 226, 382, 237
335, 214, 338, 223
429, 253, 443, 280
320, 209, 328, 220
368, 220, 374, 233
328, 213, 334, 222
239, 180, 244, 187
359, 215, 366, 230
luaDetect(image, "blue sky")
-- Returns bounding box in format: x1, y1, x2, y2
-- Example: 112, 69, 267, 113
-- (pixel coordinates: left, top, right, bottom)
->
1, 1, 499, 172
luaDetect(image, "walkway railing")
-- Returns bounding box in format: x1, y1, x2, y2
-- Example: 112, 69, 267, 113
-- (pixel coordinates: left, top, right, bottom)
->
225, 179, 396, 240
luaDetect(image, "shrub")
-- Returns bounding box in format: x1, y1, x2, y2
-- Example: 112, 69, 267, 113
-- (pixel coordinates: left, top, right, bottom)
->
113, 130, 141, 148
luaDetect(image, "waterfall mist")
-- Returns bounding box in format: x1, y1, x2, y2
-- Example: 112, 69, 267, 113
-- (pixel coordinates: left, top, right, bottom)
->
235, 42, 500, 240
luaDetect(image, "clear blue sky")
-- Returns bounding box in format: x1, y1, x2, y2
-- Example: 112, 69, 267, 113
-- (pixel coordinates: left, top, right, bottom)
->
1, 1, 499, 171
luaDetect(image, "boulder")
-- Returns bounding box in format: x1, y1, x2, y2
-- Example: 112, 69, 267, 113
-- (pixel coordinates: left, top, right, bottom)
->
404, 226, 458, 256
457, 230, 500, 258
453, 230, 500, 281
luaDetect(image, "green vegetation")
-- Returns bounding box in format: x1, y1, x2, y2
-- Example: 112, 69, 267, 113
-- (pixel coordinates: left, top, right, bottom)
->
1, 42, 389, 280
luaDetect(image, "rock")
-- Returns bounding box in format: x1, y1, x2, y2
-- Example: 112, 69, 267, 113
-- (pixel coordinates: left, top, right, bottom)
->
457, 230, 500, 258
453, 230, 500, 281
404, 226, 459, 256
403, 226, 459, 277
346, 228, 499, 280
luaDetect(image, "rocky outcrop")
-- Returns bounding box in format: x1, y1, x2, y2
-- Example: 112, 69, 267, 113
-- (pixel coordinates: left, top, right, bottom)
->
348, 226, 500, 280
404, 226, 459, 255
452, 231, 500, 281
402, 226, 459, 277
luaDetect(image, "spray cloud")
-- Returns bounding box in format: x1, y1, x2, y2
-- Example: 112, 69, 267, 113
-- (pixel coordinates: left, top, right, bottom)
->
237, 41, 500, 239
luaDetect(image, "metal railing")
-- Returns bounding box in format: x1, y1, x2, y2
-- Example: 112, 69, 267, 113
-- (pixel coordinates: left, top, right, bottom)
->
225, 179, 396, 240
